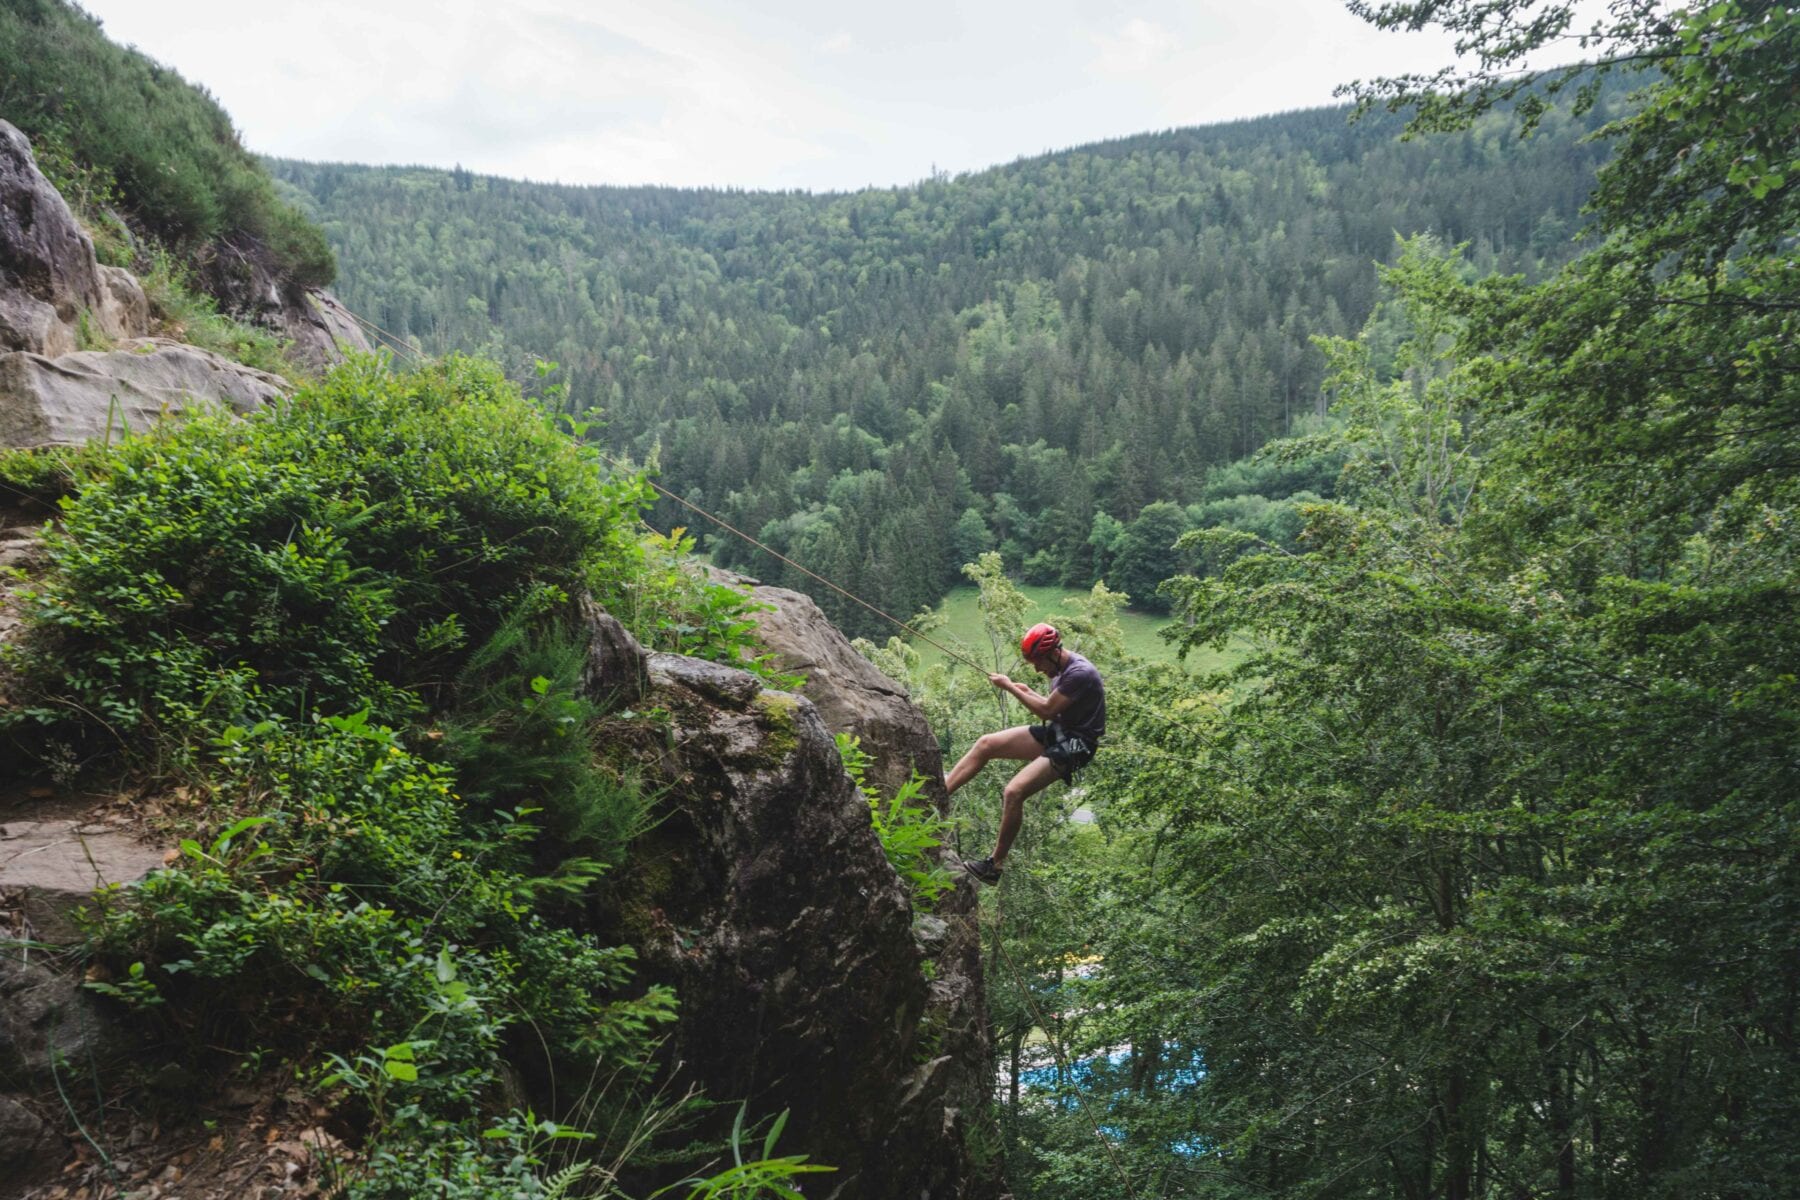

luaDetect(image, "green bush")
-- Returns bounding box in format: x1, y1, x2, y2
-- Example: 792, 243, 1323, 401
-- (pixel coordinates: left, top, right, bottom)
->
837, 733, 954, 911
85, 711, 677, 1193
440, 600, 651, 876
7, 350, 809, 1188
0, 441, 114, 510
4, 354, 648, 760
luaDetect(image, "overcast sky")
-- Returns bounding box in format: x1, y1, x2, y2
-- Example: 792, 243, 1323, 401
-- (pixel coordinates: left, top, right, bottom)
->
76, 0, 1558, 193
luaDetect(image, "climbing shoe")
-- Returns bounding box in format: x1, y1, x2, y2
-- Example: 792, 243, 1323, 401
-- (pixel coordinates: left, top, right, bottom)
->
961, 856, 1002, 885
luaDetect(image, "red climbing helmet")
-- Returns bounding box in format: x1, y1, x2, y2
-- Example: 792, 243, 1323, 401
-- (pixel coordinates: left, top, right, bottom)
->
1020, 622, 1062, 660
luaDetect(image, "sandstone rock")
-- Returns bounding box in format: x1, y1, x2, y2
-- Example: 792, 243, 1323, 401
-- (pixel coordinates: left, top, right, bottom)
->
0, 949, 136, 1089
0, 338, 287, 448
648, 651, 763, 708
96, 264, 150, 342
0, 120, 148, 359
731, 575, 942, 797
0, 818, 168, 944
578, 597, 648, 709
288, 288, 371, 373
593, 624, 916, 1197
195, 234, 368, 373
0, 120, 102, 358
725, 574, 997, 1199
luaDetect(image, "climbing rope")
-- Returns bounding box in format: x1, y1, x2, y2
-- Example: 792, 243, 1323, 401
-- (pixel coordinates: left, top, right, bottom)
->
593, 447, 998, 676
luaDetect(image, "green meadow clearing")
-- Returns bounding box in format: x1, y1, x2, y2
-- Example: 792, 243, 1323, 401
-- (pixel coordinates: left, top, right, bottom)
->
907, 584, 1241, 674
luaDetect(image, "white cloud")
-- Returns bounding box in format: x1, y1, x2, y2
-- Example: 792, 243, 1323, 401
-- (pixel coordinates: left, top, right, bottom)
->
1088, 18, 1181, 78
70, 0, 1623, 191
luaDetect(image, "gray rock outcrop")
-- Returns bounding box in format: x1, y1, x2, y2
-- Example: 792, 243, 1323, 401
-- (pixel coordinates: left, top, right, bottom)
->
728, 574, 995, 1196
0, 120, 148, 358
0, 815, 168, 944
0, 337, 287, 447
196, 234, 369, 373
0, 947, 137, 1153
586, 596, 993, 1200
735, 576, 945, 796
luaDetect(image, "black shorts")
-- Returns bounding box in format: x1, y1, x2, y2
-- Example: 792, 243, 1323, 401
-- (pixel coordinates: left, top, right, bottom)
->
1030, 723, 1099, 778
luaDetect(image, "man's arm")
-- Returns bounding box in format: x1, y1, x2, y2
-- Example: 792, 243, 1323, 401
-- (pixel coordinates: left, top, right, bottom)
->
988, 674, 1074, 721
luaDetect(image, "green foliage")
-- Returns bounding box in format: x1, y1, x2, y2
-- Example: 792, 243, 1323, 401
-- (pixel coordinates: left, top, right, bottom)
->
1106, 501, 1189, 614
1139, 226, 1800, 1194
650, 1105, 835, 1200
0, 0, 335, 283
836, 733, 953, 912
0, 441, 114, 510
439, 602, 650, 877
2, 353, 650, 764
82, 713, 675, 1178
609, 522, 794, 684
3, 345, 845, 1191
331, 1104, 596, 1200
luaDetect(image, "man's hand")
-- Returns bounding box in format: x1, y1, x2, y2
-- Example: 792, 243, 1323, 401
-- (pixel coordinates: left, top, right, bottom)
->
988, 672, 1013, 689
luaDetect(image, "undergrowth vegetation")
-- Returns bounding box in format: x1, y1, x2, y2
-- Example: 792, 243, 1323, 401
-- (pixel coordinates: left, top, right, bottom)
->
135, 243, 300, 376
838, 733, 953, 912
0, 353, 814, 1195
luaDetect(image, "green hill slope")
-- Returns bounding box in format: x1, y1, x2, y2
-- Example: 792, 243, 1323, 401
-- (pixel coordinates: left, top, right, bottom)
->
275, 92, 1617, 636
0, 0, 332, 285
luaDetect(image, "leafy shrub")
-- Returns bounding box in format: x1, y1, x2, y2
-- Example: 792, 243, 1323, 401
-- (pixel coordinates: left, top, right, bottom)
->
439, 600, 651, 876
609, 522, 796, 686
8, 348, 815, 1188
85, 712, 676, 1188
3, 354, 649, 763
0, 442, 113, 510
837, 733, 954, 911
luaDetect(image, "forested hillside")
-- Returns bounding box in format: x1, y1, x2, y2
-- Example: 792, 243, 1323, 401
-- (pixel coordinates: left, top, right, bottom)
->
274, 92, 1615, 633
901, 2, 1798, 1196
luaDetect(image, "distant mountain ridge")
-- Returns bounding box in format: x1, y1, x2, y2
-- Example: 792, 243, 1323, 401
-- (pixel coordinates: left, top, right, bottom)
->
274, 84, 1621, 634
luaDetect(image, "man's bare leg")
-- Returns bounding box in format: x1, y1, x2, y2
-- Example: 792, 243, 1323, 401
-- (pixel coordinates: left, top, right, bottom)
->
991, 755, 1063, 867
945, 725, 1042, 795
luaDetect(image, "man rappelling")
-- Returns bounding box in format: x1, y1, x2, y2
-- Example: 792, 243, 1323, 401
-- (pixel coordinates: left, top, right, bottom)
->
947, 622, 1106, 884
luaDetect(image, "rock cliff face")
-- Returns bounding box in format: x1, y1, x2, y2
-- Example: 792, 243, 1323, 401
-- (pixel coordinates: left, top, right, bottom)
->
196, 232, 369, 373
0, 120, 368, 449
583, 596, 995, 1199
0, 121, 148, 360
735, 576, 995, 1192
0, 337, 288, 446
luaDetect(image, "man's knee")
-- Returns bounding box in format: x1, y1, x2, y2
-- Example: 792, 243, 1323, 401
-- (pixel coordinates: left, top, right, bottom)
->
1002, 774, 1047, 806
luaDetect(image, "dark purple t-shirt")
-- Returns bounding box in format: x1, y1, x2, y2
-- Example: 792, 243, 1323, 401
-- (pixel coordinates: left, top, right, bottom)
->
1050, 652, 1106, 742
